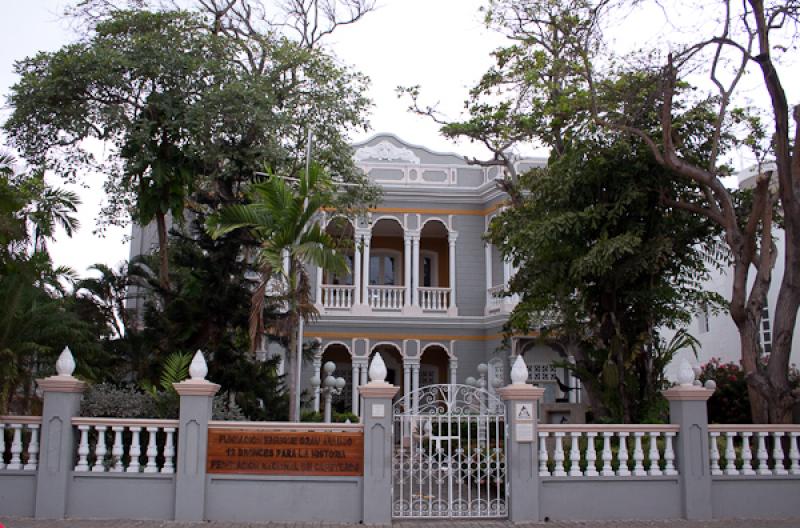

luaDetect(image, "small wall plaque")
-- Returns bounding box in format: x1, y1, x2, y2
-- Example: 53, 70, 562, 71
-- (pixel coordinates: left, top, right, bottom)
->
371, 403, 385, 418
515, 403, 534, 422
516, 423, 534, 443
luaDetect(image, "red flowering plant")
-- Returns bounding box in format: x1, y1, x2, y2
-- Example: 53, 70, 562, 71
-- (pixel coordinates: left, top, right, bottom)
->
699, 356, 800, 423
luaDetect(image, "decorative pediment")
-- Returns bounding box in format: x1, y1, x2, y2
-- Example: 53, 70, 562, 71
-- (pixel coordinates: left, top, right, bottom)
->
354, 140, 420, 164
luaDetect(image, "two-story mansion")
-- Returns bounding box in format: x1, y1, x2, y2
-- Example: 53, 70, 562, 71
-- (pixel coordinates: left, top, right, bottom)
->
303, 134, 584, 422
128, 133, 587, 422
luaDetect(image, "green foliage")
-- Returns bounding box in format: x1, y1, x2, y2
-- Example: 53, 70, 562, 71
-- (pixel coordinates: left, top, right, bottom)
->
207, 163, 350, 420
489, 131, 722, 422
301, 410, 359, 423
0, 151, 106, 414
699, 358, 800, 424
81, 383, 160, 419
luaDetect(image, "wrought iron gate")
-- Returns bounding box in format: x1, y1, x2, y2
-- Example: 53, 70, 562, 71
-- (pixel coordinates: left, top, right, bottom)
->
391, 384, 507, 519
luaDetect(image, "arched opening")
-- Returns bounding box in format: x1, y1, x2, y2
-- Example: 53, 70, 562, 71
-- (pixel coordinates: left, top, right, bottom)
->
419, 220, 450, 311
368, 218, 406, 310
369, 343, 404, 389
323, 218, 355, 286
420, 344, 450, 386
320, 343, 353, 413
320, 218, 356, 309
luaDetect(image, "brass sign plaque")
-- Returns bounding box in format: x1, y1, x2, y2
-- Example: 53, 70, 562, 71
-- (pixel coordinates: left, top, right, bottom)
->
207, 429, 364, 476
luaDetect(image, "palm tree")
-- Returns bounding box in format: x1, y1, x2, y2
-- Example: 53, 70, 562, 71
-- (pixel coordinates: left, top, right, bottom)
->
207, 163, 348, 421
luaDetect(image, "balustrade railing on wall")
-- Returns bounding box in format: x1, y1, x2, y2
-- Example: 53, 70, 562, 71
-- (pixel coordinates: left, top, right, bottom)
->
708, 425, 800, 477
368, 285, 405, 310
321, 285, 356, 309
71, 418, 178, 474
537, 425, 679, 477
0, 416, 41, 471
418, 287, 450, 312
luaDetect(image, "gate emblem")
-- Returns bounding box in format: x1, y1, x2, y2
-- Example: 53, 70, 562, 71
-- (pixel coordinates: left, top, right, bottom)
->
392, 384, 507, 518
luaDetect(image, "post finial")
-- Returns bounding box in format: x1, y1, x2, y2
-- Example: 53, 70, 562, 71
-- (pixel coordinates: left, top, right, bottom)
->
369, 353, 387, 383
189, 350, 208, 380
676, 358, 696, 386
510, 355, 528, 385
56, 346, 76, 377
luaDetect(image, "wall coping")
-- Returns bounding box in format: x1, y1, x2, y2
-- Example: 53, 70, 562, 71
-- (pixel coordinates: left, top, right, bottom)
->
497, 384, 546, 401
173, 379, 221, 396
359, 382, 400, 399
662, 386, 714, 401
36, 375, 87, 393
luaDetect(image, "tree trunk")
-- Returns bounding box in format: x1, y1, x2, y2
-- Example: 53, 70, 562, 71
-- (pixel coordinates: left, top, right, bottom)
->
737, 319, 769, 423
155, 211, 170, 291
287, 329, 298, 422
766, 216, 800, 423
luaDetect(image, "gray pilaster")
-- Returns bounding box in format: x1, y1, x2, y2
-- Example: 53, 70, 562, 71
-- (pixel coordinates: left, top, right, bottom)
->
497, 382, 545, 523
34, 375, 87, 519
663, 386, 714, 520
173, 379, 220, 521
359, 382, 399, 525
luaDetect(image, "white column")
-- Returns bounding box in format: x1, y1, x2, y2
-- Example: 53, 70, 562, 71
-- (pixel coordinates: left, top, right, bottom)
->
485, 242, 493, 309
313, 357, 322, 412
403, 363, 411, 402
448, 231, 458, 309
403, 234, 412, 307
351, 363, 360, 415
449, 358, 458, 385
353, 233, 362, 305
315, 265, 323, 306
411, 233, 420, 307
503, 258, 511, 288
362, 232, 371, 307
359, 360, 368, 419
411, 363, 420, 412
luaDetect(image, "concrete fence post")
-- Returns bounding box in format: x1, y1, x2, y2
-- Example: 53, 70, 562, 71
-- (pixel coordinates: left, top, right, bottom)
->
34, 347, 87, 519
173, 351, 220, 521
663, 381, 714, 520
497, 355, 546, 523
359, 353, 399, 525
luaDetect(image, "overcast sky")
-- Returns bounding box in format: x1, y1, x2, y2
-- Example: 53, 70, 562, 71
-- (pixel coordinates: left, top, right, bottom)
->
1, 1, 798, 279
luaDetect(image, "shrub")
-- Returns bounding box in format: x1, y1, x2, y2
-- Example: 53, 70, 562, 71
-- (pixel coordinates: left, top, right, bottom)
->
81, 383, 159, 418
699, 357, 800, 424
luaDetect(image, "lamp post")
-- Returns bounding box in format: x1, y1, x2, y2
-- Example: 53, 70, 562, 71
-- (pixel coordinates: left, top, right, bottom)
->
311, 361, 346, 423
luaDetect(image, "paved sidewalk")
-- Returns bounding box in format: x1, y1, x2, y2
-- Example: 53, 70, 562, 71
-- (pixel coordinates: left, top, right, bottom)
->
3, 519, 800, 528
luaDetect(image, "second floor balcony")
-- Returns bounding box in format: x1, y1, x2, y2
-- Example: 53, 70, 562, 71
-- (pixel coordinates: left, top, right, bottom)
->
314, 217, 457, 316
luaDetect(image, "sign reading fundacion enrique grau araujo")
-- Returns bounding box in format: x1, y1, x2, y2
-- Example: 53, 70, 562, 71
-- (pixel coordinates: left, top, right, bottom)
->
207, 429, 364, 476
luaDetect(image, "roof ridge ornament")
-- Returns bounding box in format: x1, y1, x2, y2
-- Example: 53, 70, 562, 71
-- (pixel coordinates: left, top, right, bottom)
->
354, 140, 421, 165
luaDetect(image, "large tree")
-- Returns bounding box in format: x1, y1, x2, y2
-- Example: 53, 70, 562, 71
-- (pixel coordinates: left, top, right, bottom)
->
5, 2, 377, 292
407, 0, 799, 423
207, 163, 348, 421
489, 130, 721, 422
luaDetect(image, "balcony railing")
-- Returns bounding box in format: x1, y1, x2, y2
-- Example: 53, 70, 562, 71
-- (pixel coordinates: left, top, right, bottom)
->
321, 285, 356, 309
487, 284, 505, 312
418, 287, 450, 312
368, 285, 405, 310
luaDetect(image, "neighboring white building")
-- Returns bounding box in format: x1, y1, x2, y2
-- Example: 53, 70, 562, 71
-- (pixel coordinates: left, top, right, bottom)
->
667, 163, 800, 377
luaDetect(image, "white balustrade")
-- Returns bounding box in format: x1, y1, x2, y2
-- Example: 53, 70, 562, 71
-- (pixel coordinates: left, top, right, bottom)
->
71, 419, 178, 474
537, 426, 679, 478
320, 285, 356, 309
367, 285, 405, 310
486, 285, 504, 312
708, 426, 800, 478
418, 287, 450, 311
538, 431, 549, 476
0, 416, 45, 472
